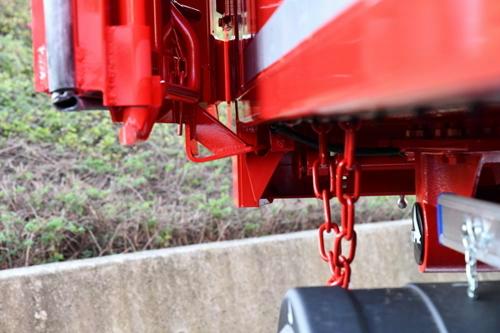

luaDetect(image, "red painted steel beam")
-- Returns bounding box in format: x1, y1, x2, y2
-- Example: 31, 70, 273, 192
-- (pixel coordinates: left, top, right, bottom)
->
241, 0, 500, 123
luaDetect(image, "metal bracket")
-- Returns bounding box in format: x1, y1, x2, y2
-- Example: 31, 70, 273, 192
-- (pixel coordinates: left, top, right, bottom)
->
185, 106, 256, 162
438, 193, 500, 298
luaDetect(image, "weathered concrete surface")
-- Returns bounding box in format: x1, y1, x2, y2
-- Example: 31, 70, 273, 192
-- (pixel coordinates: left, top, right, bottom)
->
0, 220, 499, 333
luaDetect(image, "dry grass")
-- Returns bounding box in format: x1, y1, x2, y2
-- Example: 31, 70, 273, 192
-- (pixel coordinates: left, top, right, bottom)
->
0, 137, 412, 268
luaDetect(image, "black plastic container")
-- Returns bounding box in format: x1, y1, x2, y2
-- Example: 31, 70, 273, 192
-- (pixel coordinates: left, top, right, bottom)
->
277, 281, 500, 333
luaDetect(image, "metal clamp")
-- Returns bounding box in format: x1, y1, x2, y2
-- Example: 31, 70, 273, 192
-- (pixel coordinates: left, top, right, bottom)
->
437, 194, 500, 299
461, 218, 482, 299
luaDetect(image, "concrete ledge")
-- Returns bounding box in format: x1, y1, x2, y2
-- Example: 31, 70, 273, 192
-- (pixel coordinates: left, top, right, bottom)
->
0, 220, 499, 333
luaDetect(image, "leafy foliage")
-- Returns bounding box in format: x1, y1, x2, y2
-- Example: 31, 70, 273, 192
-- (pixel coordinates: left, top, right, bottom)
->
0, 0, 412, 268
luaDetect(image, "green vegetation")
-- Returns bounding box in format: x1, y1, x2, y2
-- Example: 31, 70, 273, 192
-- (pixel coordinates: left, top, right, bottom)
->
0, 0, 412, 269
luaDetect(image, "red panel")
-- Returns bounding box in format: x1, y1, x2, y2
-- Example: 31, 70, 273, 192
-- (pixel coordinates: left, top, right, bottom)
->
73, 0, 108, 92
235, 152, 284, 207
416, 153, 482, 271
416, 152, 500, 271
241, 0, 500, 122
31, 0, 48, 92
105, 26, 156, 106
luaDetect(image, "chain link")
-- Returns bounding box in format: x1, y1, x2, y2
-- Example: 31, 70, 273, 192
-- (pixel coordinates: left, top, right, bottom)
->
313, 122, 360, 289
462, 217, 481, 299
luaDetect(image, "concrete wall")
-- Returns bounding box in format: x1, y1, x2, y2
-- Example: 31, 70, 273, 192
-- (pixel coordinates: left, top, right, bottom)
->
0, 220, 499, 333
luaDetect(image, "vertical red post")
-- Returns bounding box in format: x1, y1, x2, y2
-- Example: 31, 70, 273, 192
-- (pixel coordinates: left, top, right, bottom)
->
116, 0, 158, 145
119, 0, 147, 25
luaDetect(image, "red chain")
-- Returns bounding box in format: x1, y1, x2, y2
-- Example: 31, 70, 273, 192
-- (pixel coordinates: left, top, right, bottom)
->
313, 122, 360, 289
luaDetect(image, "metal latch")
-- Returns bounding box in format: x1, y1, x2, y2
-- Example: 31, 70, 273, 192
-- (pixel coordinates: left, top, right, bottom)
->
438, 194, 499, 298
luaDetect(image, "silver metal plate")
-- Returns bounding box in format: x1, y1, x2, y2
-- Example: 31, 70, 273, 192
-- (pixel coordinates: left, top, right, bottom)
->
244, 0, 357, 82
438, 194, 500, 268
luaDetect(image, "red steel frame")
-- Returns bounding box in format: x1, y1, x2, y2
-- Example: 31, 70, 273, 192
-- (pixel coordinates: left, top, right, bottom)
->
31, 0, 500, 273
241, 1, 500, 122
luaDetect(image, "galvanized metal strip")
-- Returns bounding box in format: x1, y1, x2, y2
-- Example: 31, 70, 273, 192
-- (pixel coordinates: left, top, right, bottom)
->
244, 0, 357, 82
43, 0, 76, 92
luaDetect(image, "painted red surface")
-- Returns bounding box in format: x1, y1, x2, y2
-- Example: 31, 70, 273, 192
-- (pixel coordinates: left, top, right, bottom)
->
240, 0, 500, 122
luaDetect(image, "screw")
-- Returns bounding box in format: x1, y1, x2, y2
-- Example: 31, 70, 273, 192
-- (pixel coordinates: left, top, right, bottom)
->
397, 195, 407, 209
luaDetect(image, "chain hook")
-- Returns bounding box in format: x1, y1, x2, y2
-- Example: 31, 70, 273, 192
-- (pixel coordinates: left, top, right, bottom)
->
313, 121, 361, 289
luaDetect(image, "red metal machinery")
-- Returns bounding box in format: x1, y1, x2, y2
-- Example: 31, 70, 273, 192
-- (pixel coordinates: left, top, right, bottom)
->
31, 0, 500, 287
